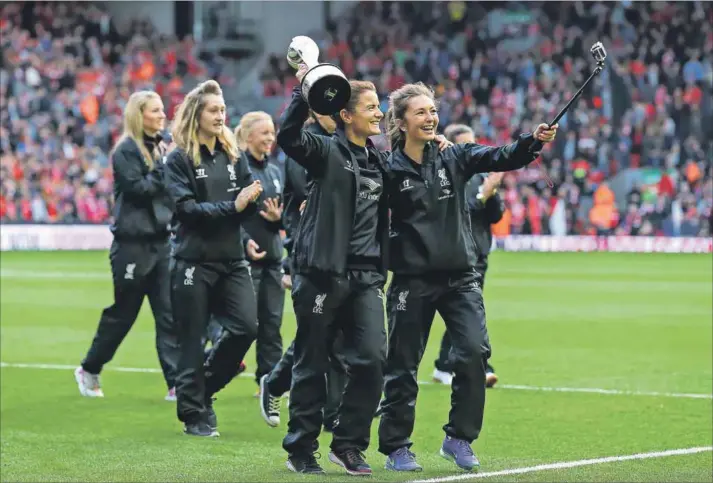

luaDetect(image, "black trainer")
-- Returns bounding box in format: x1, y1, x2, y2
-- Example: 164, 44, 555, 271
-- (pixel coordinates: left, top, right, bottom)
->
184, 421, 219, 437
329, 449, 372, 476
259, 374, 281, 427
286, 452, 325, 474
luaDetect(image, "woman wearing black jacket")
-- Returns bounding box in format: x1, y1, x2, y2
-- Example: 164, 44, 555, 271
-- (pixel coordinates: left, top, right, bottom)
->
164, 80, 263, 437
258, 110, 348, 435
275, 68, 453, 476
377, 82, 557, 473
275, 71, 391, 476
233, 111, 286, 394
75, 90, 180, 402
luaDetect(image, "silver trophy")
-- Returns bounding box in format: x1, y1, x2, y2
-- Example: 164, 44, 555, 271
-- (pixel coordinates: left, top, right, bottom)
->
287, 36, 351, 115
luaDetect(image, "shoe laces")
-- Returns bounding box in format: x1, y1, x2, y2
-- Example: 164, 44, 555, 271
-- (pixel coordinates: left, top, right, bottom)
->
456, 439, 474, 456
85, 372, 101, 390
395, 447, 417, 461
268, 394, 281, 414
304, 452, 322, 470
343, 448, 367, 466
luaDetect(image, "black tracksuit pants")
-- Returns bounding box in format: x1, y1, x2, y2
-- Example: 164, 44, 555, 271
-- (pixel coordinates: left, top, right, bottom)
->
82, 239, 179, 389
435, 259, 494, 374
267, 334, 348, 429
378, 270, 491, 456
283, 270, 386, 456
171, 258, 258, 425
249, 261, 285, 385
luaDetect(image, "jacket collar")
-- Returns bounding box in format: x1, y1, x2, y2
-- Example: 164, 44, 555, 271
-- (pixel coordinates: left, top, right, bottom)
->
244, 149, 269, 170
388, 141, 438, 175
333, 128, 388, 173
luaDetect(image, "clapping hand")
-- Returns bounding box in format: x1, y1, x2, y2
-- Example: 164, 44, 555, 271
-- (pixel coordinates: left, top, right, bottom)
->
235, 181, 262, 212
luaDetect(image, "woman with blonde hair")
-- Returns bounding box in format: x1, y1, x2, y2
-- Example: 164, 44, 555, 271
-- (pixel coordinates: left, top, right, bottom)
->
75, 90, 180, 402
164, 80, 263, 437
232, 112, 288, 396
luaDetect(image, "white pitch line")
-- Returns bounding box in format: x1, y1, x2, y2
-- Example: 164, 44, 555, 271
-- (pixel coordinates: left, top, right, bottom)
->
1, 362, 711, 400
408, 446, 713, 483
494, 383, 713, 400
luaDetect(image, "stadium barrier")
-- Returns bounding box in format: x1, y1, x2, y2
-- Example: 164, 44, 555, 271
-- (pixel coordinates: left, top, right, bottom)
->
1, 224, 711, 253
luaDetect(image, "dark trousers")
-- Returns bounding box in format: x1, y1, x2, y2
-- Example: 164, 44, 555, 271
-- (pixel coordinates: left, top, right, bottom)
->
435, 260, 494, 374
378, 270, 491, 455
171, 259, 258, 424
250, 262, 285, 385
267, 334, 348, 428
283, 270, 386, 456
82, 239, 179, 389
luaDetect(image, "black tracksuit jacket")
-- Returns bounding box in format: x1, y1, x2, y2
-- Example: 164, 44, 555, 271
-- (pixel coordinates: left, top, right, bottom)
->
240, 151, 285, 263
163, 142, 257, 262
281, 121, 329, 275
466, 174, 505, 271
276, 86, 390, 278
110, 135, 173, 241
386, 135, 538, 275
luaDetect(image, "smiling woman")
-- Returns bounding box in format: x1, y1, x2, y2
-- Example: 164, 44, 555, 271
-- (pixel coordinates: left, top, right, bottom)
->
75, 90, 180, 404
163, 79, 264, 438
377, 82, 560, 472
233, 111, 288, 395
273, 72, 394, 475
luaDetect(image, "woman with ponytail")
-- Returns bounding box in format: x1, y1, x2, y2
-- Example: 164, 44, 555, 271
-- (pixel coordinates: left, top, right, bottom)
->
378, 82, 557, 473
164, 80, 263, 437
232, 112, 287, 395
75, 91, 179, 403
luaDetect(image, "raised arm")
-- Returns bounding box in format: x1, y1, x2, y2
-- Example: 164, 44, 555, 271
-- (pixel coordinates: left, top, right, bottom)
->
276, 85, 331, 177
456, 124, 558, 179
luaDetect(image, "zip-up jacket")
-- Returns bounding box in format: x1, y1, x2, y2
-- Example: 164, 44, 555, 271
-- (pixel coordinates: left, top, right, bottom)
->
281, 121, 327, 274
241, 151, 285, 264
466, 174, 505, 270
110, 135, 173, 241
164, 142, 257, 262
276, 85, 390, 278
386, 135, 538, 275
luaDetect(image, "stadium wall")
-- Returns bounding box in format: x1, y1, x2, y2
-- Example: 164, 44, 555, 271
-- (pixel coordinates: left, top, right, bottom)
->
102, 1, 175, 35
234, 1, 356, 55
1, 225, 710, 254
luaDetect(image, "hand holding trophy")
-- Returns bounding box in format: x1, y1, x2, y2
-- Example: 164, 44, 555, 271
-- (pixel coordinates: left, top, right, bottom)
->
287, 36, 351, 115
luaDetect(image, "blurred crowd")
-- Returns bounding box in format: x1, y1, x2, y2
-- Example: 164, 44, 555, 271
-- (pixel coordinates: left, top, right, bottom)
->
262, 1, 712, 237
2, 1, 711, 237
0, 2, 225, 223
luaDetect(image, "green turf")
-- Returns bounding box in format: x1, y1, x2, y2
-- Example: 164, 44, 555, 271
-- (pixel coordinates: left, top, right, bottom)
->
1, 251, 712, 482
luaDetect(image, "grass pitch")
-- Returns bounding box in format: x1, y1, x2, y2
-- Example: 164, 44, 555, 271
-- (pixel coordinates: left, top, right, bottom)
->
1, 250, 711, 482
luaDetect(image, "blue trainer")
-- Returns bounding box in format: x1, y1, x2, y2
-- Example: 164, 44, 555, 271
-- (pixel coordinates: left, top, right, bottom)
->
385, 447, 423, 472
439, 436, 480, 471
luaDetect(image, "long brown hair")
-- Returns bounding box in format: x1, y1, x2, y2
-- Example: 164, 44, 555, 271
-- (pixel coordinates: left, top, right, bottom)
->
384, 82, 436, 149
171, 80, 239, 166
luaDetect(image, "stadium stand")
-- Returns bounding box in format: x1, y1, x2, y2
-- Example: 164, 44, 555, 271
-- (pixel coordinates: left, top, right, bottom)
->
2, 1, 711, 237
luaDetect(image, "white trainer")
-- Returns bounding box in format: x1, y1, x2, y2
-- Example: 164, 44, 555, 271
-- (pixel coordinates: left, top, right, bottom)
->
165, 387, 177, 402
74, 366, 104, 398
432, 368, 453, 385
